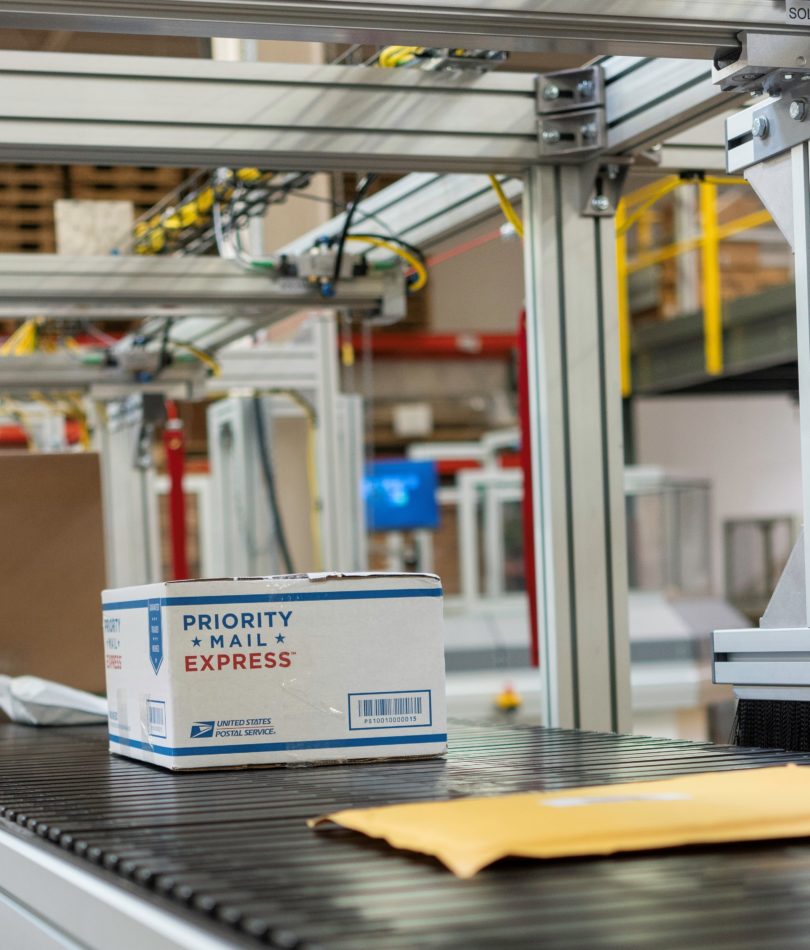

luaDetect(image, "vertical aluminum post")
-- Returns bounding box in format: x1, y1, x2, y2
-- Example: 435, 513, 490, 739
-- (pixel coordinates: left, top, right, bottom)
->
522, 164, 632, 732
793, 142, 810, 627
97, 397, 161, 588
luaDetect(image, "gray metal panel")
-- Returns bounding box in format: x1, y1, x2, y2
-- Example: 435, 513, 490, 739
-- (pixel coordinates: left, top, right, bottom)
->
0, 1, 790, 58
0, 828, 231, 950
762, 531, 807, 629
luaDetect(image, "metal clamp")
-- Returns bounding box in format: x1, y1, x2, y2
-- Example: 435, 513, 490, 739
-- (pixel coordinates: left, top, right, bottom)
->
537, 66, 606, 161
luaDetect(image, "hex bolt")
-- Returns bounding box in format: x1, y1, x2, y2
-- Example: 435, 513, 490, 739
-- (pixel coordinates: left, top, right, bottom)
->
790, 99, 808, 121
751, 115, 770, 138
591, 195, 611, 213
541, 128, 561, 145
576, 79, 595, 99
542, 83, 561, 101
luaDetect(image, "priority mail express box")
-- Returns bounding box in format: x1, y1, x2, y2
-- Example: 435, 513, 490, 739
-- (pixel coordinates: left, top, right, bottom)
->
102, 573, 446, 770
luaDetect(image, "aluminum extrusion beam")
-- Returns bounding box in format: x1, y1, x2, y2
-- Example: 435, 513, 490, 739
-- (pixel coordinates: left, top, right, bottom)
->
0, 52, 741, 175
0, 1, 792, 59
522, 163, 631, 732
0, 255, 400, 320
604, 56, 741, 156
0, 51, 537, 174
0, 354, 205, 398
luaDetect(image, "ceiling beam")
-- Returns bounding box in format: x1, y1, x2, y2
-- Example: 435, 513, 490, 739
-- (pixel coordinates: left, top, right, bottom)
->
0, 1, 790, 59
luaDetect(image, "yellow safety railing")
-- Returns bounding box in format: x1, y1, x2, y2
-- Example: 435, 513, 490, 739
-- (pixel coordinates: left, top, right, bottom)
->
616, 176, 773, 395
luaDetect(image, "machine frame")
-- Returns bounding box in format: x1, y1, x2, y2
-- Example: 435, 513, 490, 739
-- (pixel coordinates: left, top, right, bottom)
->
0, 6, 808, 732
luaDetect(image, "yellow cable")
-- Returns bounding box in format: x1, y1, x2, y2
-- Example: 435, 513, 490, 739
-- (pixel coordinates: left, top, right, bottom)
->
344, 234, 428, 292
488, 175, 524, 239
1, 321, 32, 356
378, 46, 422, 68
173, 342, 222, 377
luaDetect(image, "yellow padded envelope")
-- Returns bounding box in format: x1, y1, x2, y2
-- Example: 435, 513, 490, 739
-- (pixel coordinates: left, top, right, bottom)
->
310, 765, 810, 878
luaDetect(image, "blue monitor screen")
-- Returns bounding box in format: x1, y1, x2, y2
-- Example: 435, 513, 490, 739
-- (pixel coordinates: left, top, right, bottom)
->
364, 460, 439, 531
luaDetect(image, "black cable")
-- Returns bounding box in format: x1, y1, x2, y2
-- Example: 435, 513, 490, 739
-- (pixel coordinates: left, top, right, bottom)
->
157, 318, 173, 373
332, 173, 377, 286
252, 396, 295, 574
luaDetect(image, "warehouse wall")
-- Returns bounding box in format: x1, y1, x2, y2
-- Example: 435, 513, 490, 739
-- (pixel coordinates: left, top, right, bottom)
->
424, 210, 525, 333
635, 394, 803, 594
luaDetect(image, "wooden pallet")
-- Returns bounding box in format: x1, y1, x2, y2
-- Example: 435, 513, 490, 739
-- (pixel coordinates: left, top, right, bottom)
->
0, 163, 189, 251
67, 165, 187, 209
0, 164, 64, 207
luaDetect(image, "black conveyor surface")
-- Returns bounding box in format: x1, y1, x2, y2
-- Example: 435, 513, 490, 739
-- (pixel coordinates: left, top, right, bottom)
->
3, 722, 810, 948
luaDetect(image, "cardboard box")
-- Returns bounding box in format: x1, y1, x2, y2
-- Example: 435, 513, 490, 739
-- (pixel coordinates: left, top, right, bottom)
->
0, 452, 107, 698
102, 573, 447, 770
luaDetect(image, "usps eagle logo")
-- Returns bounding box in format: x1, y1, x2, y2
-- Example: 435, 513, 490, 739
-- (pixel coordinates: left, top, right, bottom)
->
189, 721, 215, 739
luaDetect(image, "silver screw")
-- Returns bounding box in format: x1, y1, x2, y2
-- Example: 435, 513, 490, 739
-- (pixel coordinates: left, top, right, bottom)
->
542, 83, 561, 101
751, 115, 770, 138
576, 78, 595, 99
591, 195, 611, 213
580, 122, 597, 141
541, 128, 561, 145
790, 99, 808, 121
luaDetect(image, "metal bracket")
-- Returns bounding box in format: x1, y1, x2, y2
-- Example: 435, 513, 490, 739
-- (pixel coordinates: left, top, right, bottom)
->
727, 90, 810, 172
537, 66, 606, 162
579, 159, 631, 218
537, 66, 604, 115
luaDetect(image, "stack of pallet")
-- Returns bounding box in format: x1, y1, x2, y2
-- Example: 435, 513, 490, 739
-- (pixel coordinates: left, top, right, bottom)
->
0, 164, 63, 253
66, 165, 186, 214
0, 163, 188, 254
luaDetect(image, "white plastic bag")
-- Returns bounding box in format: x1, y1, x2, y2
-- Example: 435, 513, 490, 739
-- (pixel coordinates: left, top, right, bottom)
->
0, 675, 107, 726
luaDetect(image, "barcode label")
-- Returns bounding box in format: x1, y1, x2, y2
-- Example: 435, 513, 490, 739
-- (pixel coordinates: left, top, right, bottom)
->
146, 699, 167, 738
358, 696, 422, 717
349, 691, 432, 730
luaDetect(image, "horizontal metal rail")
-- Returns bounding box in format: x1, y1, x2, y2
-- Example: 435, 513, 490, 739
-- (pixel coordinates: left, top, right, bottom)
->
0, 1, 793, 59
0, 51, 538, 174
0, 254, 401, 318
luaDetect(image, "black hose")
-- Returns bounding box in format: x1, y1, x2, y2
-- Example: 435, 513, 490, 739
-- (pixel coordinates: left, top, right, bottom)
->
332, 173, 377, 286
252, 397, 295, 574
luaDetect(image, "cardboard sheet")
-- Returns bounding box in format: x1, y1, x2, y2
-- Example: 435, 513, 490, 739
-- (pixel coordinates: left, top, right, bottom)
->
310, 765, 810, 877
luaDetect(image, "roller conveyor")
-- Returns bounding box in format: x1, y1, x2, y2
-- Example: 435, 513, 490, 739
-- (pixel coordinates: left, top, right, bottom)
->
3, 721, 810, 948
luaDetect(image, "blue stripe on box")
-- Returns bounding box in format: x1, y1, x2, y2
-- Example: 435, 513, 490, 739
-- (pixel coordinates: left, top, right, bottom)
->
108, 732, 448, 757
103, 588, 442, 612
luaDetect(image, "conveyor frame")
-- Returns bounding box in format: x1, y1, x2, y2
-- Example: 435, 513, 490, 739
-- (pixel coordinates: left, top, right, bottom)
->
3, 722, 810, 949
